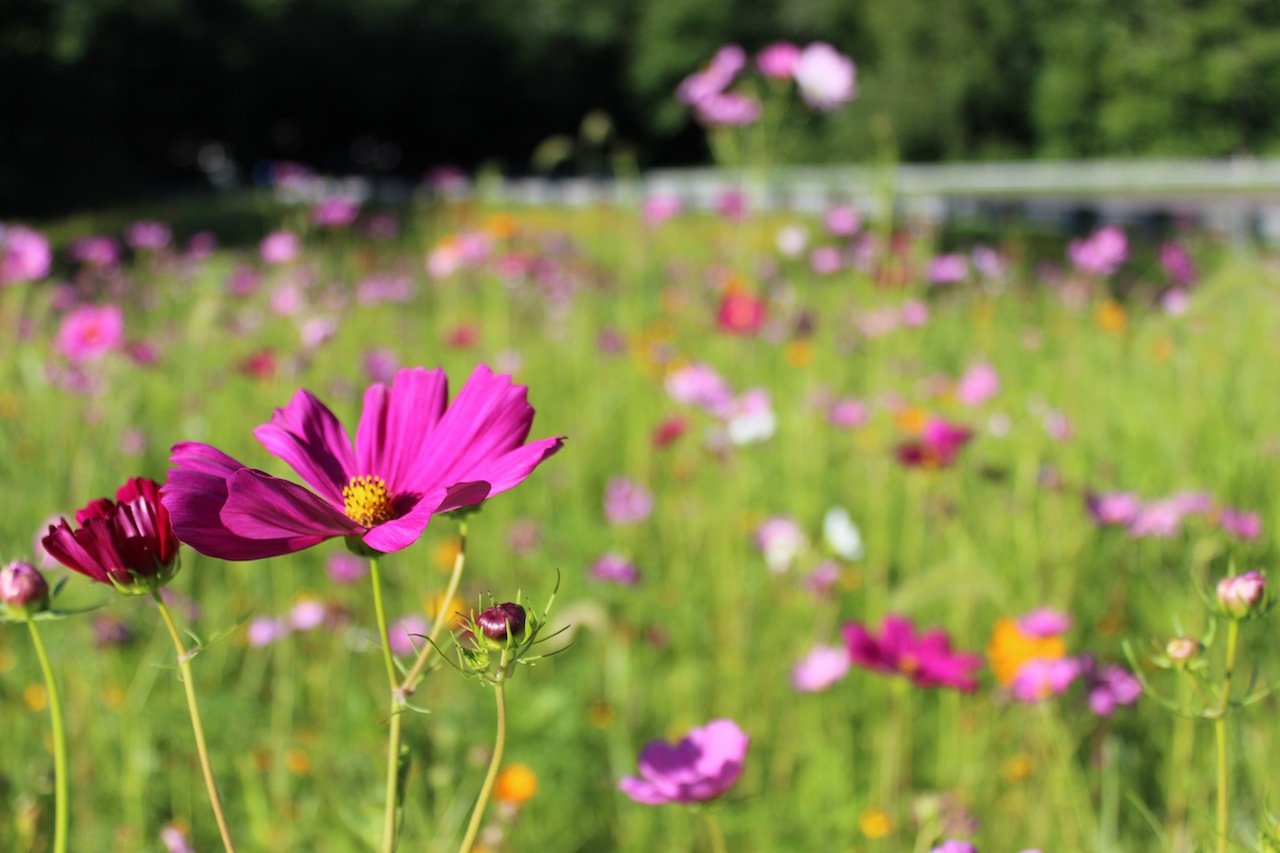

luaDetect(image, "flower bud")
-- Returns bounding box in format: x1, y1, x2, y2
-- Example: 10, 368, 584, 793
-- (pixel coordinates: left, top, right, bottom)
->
477, 603, 527, 643
1216, 571, 1267, 619
1165, 636, 1199, 664
0, 561, 50, 613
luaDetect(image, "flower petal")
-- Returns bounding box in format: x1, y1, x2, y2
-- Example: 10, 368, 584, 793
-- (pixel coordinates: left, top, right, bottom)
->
222, 469, 360, 540
355, 367, 449, 491
253, 389, 355, 503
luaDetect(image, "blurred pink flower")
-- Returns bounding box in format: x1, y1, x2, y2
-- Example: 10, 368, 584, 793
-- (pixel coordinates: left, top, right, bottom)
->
362, 348, 400, 384
720, 388, 776, 445
326, 551, 369, 584
1159, 242, 1198, 287
311, 196, 360, 228
1219, 508, 1262, 541
791, 644, 850, 692
1017, 608, 1072, 638
1086, 491, 1142, 526
290, 598, 328, 631
776, 223, 809, 257
828, 397, 868, 429
843, 615, 982, 691
619, 719, 749, 805
0, 225, 51, 285
1010, 657, 1082, 702
666, 362, 733, 410
956, 363, 999, 407
895, 418, 974, 468
260, 230, 301, 264
677, 45, 746, 108
604, 476, 653, 525
247, 616, 290, 647
971, 244, 1007, 280
824, 204, 860, 236
1128, 499, 1184, 538
715, 189, 748, 221
642, 194, 682, 227
929, 253, 969, 285
693, 92, 761, 127
900, 299, 930, 327
69, 235, 121, 268
57, 303, 125, 362
125, 220, 172, 251
1081, 659, 1141, 715
1068, 225, 1127, 276
793, 43, 856, 111
717, 291, 766, 335
809, 245, 843, 275
590, 552, 640, 585
187, 231, 217, 260
389, 615, 429, 657
754, 516, 807, 573
756, 42, 801, 79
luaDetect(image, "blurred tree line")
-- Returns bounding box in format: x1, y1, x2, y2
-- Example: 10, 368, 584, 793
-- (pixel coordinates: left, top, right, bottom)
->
5, 0, 1280, 214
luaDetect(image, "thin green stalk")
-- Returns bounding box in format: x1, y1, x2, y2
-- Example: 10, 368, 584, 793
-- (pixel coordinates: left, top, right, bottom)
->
27, 619, 67, 853
400, 520, 469, 696
700, 809, 728, 853
1215, 619, 1240, 853
151, 591, 238, 853
368, 556, 405, 853
456, 665, 507, 853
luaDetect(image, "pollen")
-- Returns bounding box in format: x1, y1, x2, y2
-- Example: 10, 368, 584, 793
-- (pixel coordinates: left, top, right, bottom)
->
342, 475, 396, 528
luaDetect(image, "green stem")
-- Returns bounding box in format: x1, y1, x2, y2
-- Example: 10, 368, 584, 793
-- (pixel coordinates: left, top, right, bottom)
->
151, 591, 238, 853
400, 521, 469, 695
368, 556, 405, 853
701, 809, 728, 853
456, 668, 507, 853
27, 619, 67, 853
1215, 619, 1240, 853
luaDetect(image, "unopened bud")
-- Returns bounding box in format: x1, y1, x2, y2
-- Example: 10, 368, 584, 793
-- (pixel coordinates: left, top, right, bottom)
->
1165, 636, 1199, 664
1216, 571, 1267, 619
477, 603, 526, 643
0, 561, 50, 613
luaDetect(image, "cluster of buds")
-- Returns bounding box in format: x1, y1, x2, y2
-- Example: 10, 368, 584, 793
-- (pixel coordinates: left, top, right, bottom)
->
451, 584, 560, 685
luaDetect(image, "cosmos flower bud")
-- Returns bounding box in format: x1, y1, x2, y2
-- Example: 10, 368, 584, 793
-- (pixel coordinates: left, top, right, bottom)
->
477, 603, 527, 643
0, 561, 50, 614
1165, 636, 1199, 664
1216, 571, 1267, 619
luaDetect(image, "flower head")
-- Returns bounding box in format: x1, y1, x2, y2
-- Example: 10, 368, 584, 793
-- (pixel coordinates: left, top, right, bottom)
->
791, 644, 851, 692
1009, 657, 1082, 703
986, 616, 1068, 686
0, 561, 50, 616
756, 42, 801, 79
793, 43, 856, 112
619, 719, 749, 805
895, 418, 973, 468
0, 225, 52, 285
844, 615, 983, 691
1215, 571, 1267, 619
163, 365, 563, 559
1068, 225, 1127, 277
43, 478, 180, 591
57, 304, 125, 363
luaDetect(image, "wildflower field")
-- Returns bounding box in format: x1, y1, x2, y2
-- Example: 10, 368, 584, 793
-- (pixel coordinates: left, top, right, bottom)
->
1, 180, 1278, 853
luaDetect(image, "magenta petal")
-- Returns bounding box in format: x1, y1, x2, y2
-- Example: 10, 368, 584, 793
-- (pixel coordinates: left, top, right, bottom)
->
437, 480, 492, 513
253, 389, 355, 504
618, 776, 672, 805
454, 438, 564, 498
42, 521, 111, 583
360, 488, 448, 553
222, 469, 359, 540
355, 367, 449, 491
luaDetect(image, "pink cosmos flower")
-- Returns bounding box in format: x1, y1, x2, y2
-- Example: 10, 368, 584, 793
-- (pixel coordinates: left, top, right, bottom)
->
1010, 657, 1082, 703
69, 235, 121, 268
326, 551, 369, 584
676, 45, 747, 108
1127, 499, 1184, 538
929, 253, 969, 285
260, 230, 301, 265
389, 615, 430, 657
793, 43, 856, 112
791, 644, 851, 692
604, 476, 653, 525
900, 299, 930, 327
1080, 659, 1141, 715
1159, 242, 1198, 287
843, 615, 983, 691
895, 418, 974, 468
1219, 508, 1262, 541
0, 225, 52, 285
956, 363, 999, 407
715, 189, 748, 221
1068, 225, 1127, 276
619, 719, 749, 805
824, 204, 860, 236
754, 516, 807, 573
1017, 608, 1072, 638
42, 478, 180, 589
1086, 491, 1142, 527
693, 92, 762, 127
642, 194, 682, 228
827, 397, 868, 429
590, 552, 640, 585
247, 616, 291, 647
756, 42, 801, 79
810, 245, 844, 275
311, 196, 360, 228
57, 304, 125, 363
162, 365, 563, 559
666, 363, 733, 410
125, 220, 172, 251
716, 291, 766, 335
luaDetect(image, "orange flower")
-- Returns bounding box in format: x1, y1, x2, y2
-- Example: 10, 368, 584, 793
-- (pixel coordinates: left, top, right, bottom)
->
1094, 299, 1128, 333
494, 764, 538, 806
986, 618, 1066, 686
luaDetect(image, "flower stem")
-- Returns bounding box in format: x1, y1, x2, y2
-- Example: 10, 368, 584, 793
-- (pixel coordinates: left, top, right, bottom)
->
368, 556, 405, 853
400, 520, 469, 695
457, 666, 507, 853
701, 809, 728, 853
1215, 618, 1240, 853
26, 619, 67, 853
151, 591, 238, 853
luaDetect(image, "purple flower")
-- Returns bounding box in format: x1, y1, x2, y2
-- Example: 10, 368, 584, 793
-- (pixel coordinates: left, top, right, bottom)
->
247, 616, 291, 647
1086, 491, 1142, 527
1127, 499, 1184, 538
1010, 657, 1082, 702
69, 235, 121, 268
311, 196, 360, 228
326, 551, 369, 584
843, 615, 983, 691
163, 365, 563, 559
260, 230, 301, 264
928, 253, 969, 285
756, 42, 801, 79
0, 225, 51, 285
1159, 242, 1198, 287
1068, 225, 1127, 277
824, 204, 861, 236
791, 644, 850, 692
677, 45, 746, 108
125, 220, 172, 251
1081, 660, 1141, 715
619, 719, 749, 805
956, 363, 999, 407
793, 43, 857, 112
1219, 508, 1262, 541
590, 553, 640, 585
604, 476, 653, 525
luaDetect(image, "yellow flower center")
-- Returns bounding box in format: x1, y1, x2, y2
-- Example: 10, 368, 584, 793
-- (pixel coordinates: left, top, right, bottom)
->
342, 475, 395, 528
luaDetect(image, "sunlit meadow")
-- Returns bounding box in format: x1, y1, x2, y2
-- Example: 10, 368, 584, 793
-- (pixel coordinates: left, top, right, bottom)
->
4, 45, 1280, 853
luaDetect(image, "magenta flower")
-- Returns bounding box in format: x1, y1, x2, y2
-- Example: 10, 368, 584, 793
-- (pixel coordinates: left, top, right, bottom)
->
1080, 659, 1141, 715
1086, 491, 1142, 527
604, 476, 654, 525
641, 194, 682, 228
0, 225, 52, 285
843, 615, 983, 691
69, 235, 121, 268
791, 644, 851, 692
676, 45, 746, 108
1159, 242, 1198, 287
756, 42, 801, 79
125, 220, 172, 251
1068, 225, 1127, 276
956, 363, 999, 407
793, 43, 856, 112
1017, 607, 1072, 638
619, 719, 749, 805
260, 230, 301, 265
928, 253, 969, 285
57, 304, 125, 363
895, 418, 974, 468
1010, 657, 1082, 703
590, 552, 640, 585
1219, 508, 1262, 541
162, 365, 563, 559
311, 196, 360, 228
43, 478, 181, 589
824, 204, 861, 236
